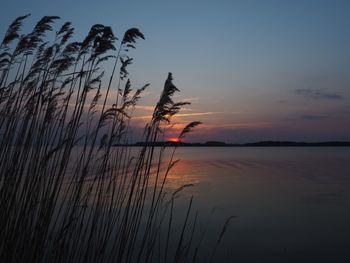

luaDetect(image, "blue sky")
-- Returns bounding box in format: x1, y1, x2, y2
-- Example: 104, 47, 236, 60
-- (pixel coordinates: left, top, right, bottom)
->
1, 0, 350, 142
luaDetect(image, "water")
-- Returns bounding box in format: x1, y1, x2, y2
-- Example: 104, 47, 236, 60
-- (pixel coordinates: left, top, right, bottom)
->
163, 147, 350, 262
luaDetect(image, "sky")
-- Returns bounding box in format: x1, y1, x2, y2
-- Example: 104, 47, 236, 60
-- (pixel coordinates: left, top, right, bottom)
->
1, 0, 350, 143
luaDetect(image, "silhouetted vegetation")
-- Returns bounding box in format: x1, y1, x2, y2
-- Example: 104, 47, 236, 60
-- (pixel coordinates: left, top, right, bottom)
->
0, 15, 209, 263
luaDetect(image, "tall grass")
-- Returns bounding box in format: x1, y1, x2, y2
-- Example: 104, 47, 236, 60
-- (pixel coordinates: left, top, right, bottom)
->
0, 15, 203, 263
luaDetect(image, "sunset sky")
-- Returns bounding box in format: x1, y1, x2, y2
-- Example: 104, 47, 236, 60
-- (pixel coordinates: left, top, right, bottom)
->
1, 0, 350, 143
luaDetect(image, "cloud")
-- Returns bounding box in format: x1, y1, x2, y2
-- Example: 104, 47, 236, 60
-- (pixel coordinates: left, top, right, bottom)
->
301, 115, 328, 121
295, 88, 343, 100
134, 105, 194, 112
182, 97, 201, 102
134, 105, 156, 111
197, 122, 273, 129
133, 111, 226, 120
276, 100, 286, 104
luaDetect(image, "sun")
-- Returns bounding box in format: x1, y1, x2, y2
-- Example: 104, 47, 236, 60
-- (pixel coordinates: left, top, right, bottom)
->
168, 137, 181, 143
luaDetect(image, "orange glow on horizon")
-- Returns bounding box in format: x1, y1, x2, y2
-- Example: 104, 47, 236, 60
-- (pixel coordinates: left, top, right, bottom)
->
168, 137, 181, 143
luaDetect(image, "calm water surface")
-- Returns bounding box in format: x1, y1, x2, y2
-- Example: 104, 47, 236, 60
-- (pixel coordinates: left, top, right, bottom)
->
164, 147, 350, 262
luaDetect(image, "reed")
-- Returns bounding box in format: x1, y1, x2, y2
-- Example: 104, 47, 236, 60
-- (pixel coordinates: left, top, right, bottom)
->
0, 15, 206, 263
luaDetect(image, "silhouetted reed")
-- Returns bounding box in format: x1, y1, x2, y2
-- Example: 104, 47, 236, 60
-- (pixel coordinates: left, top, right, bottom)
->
0, 15, 207, 263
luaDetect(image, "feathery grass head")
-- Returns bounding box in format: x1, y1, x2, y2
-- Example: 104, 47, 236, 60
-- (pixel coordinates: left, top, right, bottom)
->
57, 22, 74, 46
152, 72, 182, 123
80, 24, 116, 61
122, 28, 145, 45
179, 121, 202, 139
120, 56, 133, 80
1, 14, 30, 46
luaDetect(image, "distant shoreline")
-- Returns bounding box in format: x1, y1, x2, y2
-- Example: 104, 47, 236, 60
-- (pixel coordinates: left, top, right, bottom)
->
118, 141, 350, 147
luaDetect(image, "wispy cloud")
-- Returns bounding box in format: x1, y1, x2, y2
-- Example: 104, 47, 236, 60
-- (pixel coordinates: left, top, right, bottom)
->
301, 114, 328, 121
134, 105, 155, 111
138, 121, 272, 130
175, 112, 225, 117
198, 122, 273, 129
133, 111, 225, 120
276, 100, 286, 104
295, 88, 343, 100
134, 105, 194, 112
182, 97, 201, 102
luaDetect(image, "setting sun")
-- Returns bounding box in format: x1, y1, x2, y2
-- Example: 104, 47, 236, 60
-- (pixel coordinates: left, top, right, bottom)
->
168, 137, 181, 143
